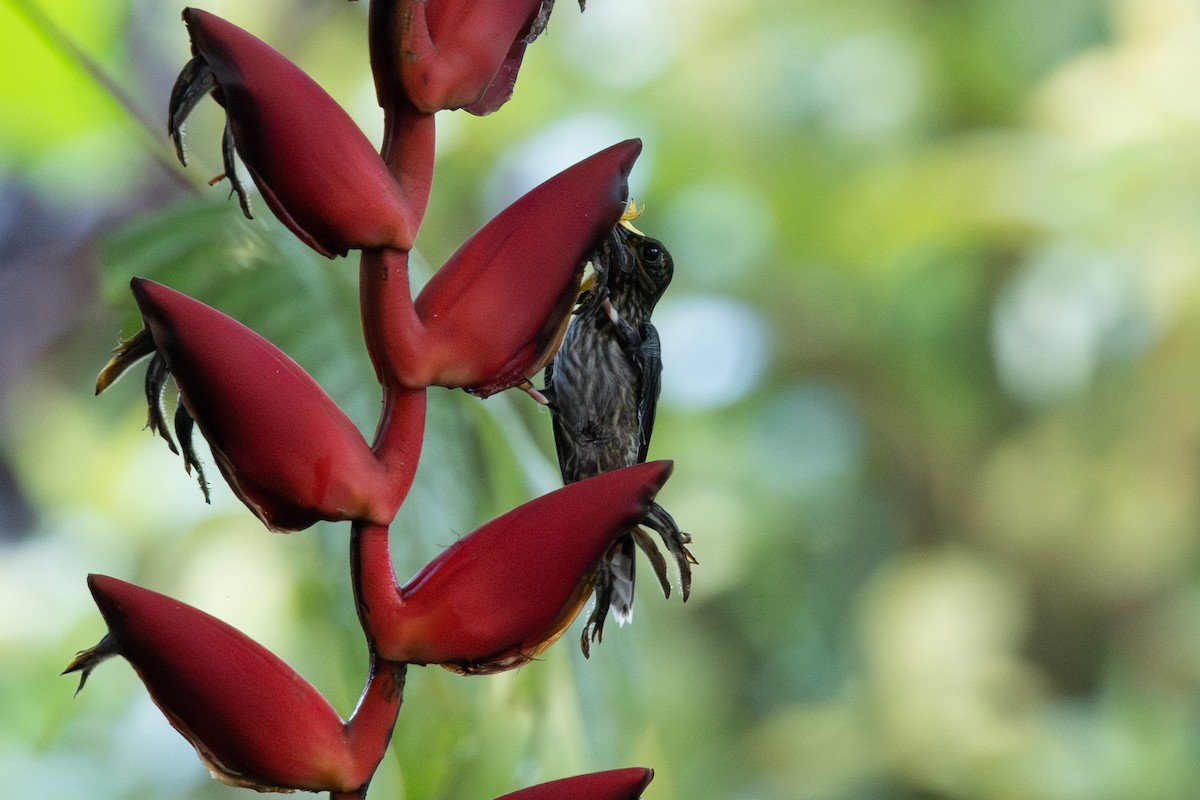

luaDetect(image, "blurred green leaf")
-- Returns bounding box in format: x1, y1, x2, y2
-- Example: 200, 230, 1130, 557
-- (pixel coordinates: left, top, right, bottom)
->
98, 197, 378, 425
0, 0, 132, 153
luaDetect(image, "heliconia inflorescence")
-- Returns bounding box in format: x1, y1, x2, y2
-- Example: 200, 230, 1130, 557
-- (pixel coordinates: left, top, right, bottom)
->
73, 0, 691, 797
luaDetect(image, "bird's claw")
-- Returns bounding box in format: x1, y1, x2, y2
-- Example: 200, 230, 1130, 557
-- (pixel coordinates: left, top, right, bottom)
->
578, 501, 693, 657
580, 564, 616, 658
519, 381, 551, 405
641, 501, 694, 601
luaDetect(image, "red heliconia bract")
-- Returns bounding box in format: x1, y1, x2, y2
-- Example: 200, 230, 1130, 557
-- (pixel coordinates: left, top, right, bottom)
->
179, 8, 417, 257
369, 0, 552, 115
352, 461, 673, 673
111, 278, 419, 531
359, 139, 642, 398
495, 768, 655, 800
65, 575, 404, 794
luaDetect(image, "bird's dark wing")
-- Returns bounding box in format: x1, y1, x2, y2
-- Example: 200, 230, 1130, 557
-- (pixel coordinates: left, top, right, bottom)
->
541, 357, 573, 479
634, 322, 663, 464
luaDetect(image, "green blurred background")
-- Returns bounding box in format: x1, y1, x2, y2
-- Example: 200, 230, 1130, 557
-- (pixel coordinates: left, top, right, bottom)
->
6, 0, 1200, 797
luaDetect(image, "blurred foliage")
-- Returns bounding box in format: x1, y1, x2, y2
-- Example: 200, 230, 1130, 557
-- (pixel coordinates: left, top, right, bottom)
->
7, 0, 1200, 799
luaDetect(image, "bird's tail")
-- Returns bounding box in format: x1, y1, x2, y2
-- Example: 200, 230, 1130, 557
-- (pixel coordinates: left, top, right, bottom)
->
608, 535, 638, 627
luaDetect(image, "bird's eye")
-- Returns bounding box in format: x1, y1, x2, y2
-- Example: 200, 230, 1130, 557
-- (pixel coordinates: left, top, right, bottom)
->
639, 241, 663, 264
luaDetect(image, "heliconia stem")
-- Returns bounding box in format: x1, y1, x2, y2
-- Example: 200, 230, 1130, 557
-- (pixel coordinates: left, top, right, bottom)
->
367, 0, 437, 229
350, 519, 403, 658
380, 96, 436, 234
359, 247, 430, 391
341, 653, 407, 796
368, 384, 428, 505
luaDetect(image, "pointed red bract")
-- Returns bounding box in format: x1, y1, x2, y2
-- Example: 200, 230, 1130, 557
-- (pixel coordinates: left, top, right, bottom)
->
354, 461, 673, 673
131, 279, 407, 531
416, 139, 641, 396
463, 35, 529, 116
495, 768, 655, 800
370, 0, 545, 114
362, 139, 640, 396
72, 575, 402, 793
183, 8, 416, 256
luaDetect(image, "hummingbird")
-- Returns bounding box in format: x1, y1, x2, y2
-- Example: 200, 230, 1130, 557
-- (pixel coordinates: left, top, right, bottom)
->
542, 207, 694, 655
